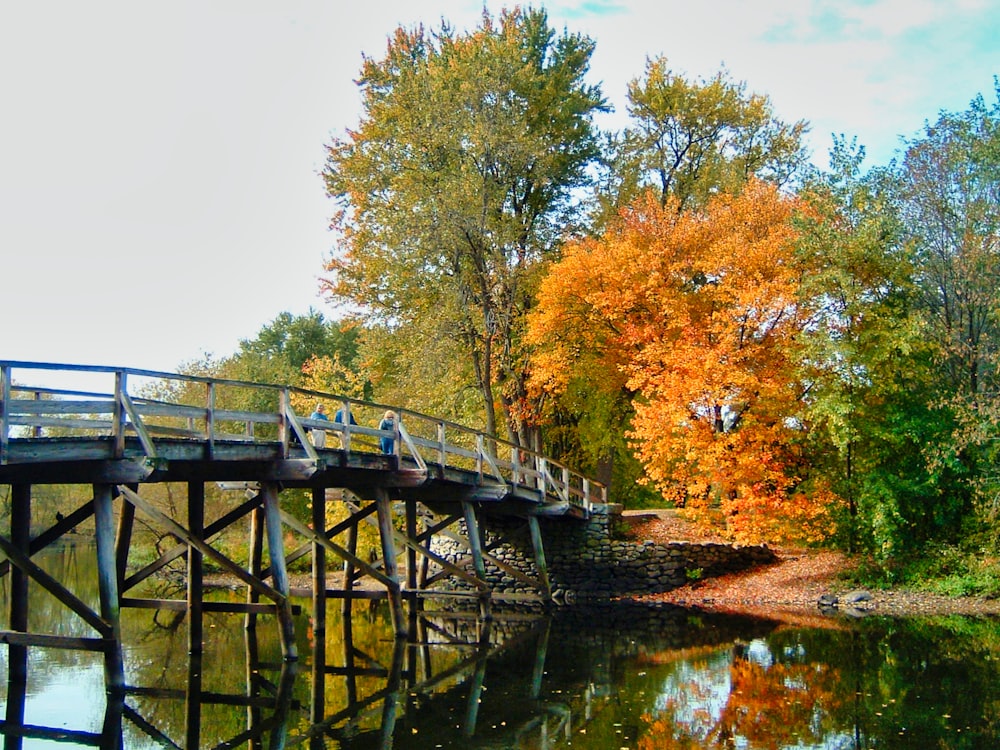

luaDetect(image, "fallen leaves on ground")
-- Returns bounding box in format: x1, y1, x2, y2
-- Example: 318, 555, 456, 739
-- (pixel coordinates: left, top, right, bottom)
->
622, 510, 1000, 618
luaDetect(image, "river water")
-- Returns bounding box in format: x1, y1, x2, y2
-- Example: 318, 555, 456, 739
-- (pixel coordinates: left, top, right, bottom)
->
2, 541, 1000, 749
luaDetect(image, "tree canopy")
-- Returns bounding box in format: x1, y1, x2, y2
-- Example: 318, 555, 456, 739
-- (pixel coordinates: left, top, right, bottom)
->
322, 7, 607, 445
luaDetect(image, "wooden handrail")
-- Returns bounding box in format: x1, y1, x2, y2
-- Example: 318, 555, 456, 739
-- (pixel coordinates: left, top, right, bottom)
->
0, 360, 605, 509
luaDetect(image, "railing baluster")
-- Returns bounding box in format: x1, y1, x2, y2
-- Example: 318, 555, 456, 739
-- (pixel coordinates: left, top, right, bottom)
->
279, 389, 290, 458
476, 434, 484, 481
113, 370, 126, 458
206, 382, 216, 459
0, 364, 9, 464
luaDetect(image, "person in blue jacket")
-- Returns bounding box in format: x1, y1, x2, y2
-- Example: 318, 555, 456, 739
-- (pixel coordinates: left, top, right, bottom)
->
333, 404, 357, 448
378, 410, 396, 454
309, 402, 329, 448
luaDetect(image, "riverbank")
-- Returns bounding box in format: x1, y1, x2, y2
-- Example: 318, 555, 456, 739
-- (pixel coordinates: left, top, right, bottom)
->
622, 510, 1000, 618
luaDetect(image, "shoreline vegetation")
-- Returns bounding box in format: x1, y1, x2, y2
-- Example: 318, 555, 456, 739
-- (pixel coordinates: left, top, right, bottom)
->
622, 510, 1000, 620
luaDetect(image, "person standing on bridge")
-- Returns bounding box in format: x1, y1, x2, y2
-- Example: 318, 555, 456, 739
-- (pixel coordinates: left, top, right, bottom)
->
378, 410, 396, 455
309, 402, 329, 448
333, 403, 357, 449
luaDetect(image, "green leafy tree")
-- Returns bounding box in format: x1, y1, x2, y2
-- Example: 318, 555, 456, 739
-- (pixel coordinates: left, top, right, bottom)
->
596, 56, 809, 223
321, 7, 607, 448
895, 86, 1000, 539
797, 137, 976, 556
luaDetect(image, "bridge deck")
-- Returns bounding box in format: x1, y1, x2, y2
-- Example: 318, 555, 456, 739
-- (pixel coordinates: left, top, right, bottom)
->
0, 360, 604, 514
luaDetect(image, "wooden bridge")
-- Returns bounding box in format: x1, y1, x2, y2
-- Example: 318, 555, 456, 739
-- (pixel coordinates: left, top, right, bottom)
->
0, 360, 606, 691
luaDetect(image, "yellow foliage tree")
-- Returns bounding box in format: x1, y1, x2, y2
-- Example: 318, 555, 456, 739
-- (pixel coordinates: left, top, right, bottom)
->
530, 180, 837, 543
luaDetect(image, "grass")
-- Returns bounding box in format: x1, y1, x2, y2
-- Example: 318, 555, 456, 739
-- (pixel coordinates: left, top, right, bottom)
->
846, 543, 1000, 599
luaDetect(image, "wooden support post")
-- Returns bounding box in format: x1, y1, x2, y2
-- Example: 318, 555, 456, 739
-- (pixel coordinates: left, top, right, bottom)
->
462, 502, 492, 621
531, 620, 550, 700
94, 483, 125, 691
528, 516, 551, 599
0, 365, 11, 465
463, 657, 488, 737
4, 655, 26, 750
262, 483, 298, 660
342, 602, 359, 707
378, 636, 407, 748
311, 486, 326, 726
188, 482, 204, 655
185, 654, 203, 750
114, 487, 135, 589
245, 503, 264, 632
342, 512, 358, 620
405, 499, 417, 593
375, 488, 405, 637
113, 371, 126, 458
8, 484, 30, 689
244, 622, 262, 739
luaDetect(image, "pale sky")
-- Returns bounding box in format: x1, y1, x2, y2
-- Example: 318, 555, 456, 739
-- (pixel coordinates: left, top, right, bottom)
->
2, 0, 997, 382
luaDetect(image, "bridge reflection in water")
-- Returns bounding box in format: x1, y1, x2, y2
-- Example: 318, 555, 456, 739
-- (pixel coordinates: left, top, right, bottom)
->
2, 590, 570, 749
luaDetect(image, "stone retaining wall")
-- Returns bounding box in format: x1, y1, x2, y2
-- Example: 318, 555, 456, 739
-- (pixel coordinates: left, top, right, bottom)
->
433, 504, 776, 602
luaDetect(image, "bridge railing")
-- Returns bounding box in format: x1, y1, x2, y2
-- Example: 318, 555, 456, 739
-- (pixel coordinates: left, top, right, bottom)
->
0, 361, 606, 512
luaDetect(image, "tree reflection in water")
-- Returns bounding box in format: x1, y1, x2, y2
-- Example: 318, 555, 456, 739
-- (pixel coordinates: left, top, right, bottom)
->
4, 544, 1000, 749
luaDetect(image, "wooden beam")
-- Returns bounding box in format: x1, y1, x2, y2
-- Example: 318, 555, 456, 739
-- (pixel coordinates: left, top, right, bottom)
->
0, 630, 111, 652
310, 485, 327, 725
0, 499, 96, 579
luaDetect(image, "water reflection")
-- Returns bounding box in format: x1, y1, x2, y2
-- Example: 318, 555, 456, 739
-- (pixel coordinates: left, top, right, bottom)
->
3, 543, 1000, 748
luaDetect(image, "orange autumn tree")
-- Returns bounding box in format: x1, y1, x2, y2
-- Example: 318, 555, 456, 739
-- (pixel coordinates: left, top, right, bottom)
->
529, 180, 836, 543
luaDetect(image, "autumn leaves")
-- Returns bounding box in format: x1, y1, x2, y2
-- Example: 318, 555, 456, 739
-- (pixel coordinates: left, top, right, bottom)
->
528, 184, 833, 543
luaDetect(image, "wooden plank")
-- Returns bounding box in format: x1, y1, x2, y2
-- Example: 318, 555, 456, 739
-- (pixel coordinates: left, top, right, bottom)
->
0, 720, 103, 747
284, 404, 317, 461
0, 365, 10, 464
0, 630, 110, 651
115, 491, 135, 588
121, 705, 183, 750
6, 398, 114, 415
121, 598, 290, 615
311, 485, 326, 698
376, 488, 405, 636
320, 589, 387, 600
528, 515, 551, 597
7, 485, 30, 645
